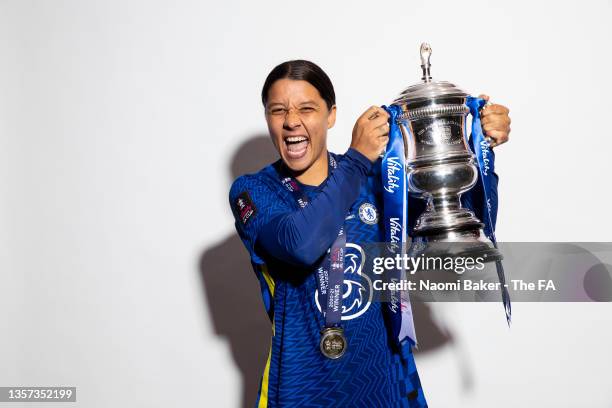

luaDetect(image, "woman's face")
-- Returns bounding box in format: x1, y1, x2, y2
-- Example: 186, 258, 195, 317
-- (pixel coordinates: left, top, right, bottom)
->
264, 78, 336, 173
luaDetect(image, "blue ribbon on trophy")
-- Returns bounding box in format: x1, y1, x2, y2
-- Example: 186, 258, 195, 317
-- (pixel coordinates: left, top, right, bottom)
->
381, 103, 418, 349
466, 96, 512, 325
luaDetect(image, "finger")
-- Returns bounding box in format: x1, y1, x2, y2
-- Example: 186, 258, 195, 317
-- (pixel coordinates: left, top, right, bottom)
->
481, 114, 511, 127
478, 94, 490, 102
376, 121, 389, 131
482, 120, 511, 133
481, 104, 509, 116
365, 114, 390, 132
358, 106, 379, 122
484, 129, 509, 144
375, 122, 390, 134
489, 136, 509, 148
369, 108, 389, 121
367, 110, 380, 120
378, 129, 390, 138
365, 106, 388, 121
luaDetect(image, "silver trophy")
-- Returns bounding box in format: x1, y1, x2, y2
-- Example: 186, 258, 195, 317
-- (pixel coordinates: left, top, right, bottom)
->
393, 43, 502, 261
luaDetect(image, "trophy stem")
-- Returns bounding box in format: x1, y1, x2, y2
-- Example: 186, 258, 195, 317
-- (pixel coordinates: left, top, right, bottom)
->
429, 195, 461, 212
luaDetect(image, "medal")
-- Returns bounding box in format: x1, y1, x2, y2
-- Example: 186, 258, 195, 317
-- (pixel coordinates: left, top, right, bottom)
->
319, 327, 347, 359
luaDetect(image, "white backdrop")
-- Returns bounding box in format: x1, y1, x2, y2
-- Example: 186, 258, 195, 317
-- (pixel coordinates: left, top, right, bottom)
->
1, 0, 611, 407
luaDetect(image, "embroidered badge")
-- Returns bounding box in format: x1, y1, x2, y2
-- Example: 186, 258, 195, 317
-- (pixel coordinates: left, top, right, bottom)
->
235, 191, 257, 225
358, 202, 378, 225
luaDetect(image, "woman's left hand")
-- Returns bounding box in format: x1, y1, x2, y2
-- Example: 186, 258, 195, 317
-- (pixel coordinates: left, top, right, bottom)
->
478, 94, 511, 148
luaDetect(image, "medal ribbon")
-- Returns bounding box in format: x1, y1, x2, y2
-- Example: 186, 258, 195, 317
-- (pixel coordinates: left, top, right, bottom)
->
381, 104, 417, 348
466, 96, 512, 325
279, 153, 344, 328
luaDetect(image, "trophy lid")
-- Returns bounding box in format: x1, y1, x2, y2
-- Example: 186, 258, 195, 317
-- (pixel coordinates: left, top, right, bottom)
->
392, 43, 468, 105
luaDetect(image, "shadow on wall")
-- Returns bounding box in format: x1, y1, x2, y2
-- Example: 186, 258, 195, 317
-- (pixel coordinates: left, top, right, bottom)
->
199, 135, 277, 408
199, 135, 469, 408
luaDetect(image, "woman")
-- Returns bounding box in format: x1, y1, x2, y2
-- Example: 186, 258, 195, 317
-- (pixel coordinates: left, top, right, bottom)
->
229, 60, 511, 408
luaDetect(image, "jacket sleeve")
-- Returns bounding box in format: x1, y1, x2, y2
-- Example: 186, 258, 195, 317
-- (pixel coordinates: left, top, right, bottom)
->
229, 148, 373, 267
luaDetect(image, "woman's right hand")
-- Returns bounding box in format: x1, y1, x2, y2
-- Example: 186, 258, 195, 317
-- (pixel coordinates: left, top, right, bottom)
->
350, 106, 391, 162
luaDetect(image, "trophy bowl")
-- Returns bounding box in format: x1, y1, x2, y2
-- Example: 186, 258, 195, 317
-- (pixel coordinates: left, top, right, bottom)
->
393, 43, 502, 263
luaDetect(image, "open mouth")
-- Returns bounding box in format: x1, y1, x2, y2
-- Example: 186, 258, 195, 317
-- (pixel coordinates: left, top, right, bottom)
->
283, 135, 309, 160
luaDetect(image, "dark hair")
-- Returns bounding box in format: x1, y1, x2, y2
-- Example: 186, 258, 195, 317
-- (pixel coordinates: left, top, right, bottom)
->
261, 60, 336, 111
